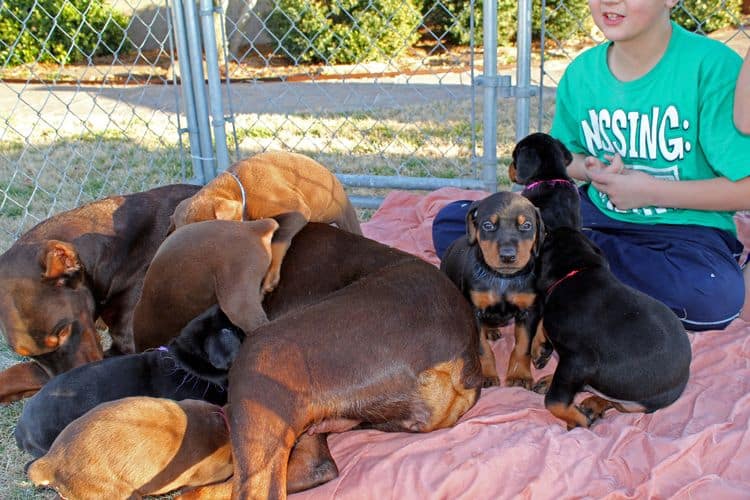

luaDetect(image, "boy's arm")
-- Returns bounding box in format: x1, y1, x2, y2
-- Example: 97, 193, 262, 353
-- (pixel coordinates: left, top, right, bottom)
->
588, 169, 750, 211
735, 47, 750, 134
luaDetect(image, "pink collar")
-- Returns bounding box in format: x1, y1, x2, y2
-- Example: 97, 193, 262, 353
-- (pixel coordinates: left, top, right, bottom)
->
546, 268, 584, 295
524, 179, 576, 192
217, 406, 230, 431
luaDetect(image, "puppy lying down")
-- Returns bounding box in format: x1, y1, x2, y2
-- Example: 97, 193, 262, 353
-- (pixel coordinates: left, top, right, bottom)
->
27, 397, 233, 499
15, 305, 239, 459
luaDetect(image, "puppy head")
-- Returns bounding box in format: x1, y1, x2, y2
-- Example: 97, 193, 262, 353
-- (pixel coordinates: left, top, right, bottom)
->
169, 195, 243, 233
466, 192, 544, 274
0, 241, 103, 376
509, 132, 573, 184
168, 304, 246, 386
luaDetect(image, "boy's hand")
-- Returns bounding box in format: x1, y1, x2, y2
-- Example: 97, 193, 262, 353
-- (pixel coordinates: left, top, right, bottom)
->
584, 153, 625, 176
586, 154, 656, 210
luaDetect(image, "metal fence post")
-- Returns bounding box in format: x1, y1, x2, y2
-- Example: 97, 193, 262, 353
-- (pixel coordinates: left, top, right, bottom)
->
516, 0, 533, 140
180, 0, 217, 182
200, 0, 230, 173
480, 0, 499, 192
169, 0, 205, 184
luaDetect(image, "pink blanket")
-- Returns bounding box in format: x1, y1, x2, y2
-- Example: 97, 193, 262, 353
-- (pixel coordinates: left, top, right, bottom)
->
293, 188, 750, 499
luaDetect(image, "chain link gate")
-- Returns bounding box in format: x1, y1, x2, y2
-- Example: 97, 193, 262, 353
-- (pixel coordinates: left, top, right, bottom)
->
1, 0, 747, 254
174, 0, 526, 209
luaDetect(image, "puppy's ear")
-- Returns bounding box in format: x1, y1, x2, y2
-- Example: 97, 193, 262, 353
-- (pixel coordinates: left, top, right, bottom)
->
38, 240, 83, 286
166, 216, 176, 236
465, 200, 482, 245
508, 161, 518, 183
205, 327, 245, 370
213, 199, 243, 221
554, 138, 573, 166
532, 207, 545, 257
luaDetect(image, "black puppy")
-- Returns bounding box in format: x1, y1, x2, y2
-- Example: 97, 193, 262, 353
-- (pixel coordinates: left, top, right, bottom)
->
169, 304, 246, 386
531, 227, 692, 429
14, 305, 242, 458
441, 191, 544, 389
509, 132, 581, 230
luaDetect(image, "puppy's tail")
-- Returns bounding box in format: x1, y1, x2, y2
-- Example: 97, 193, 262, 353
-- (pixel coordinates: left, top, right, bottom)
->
337, 199, 362, 235
26, 457, 53, 486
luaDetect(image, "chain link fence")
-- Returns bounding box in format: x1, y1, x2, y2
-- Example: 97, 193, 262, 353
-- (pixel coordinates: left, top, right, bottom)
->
1, 0, 748, 254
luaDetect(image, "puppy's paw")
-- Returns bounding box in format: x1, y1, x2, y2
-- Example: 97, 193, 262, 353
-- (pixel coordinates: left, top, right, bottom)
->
261, 269, 281, 294
531, 375, 553, 394
531, 341, 553, 369
567, 404, 596, 430
505, 375, 533, 391
485, 328, 502, 341
482, 376, 500, 388
579, 396, 612, 422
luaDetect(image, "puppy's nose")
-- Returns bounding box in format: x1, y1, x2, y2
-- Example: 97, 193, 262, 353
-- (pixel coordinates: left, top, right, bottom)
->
499, 247, 517, 263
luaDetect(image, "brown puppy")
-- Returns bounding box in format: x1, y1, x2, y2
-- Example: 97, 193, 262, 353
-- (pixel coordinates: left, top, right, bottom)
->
133, 219, 278, 351
440, 191, 545, 390
27, 397, 231, 498
227, 240, 485, 499
136, 223, 414, 351
27, 397, 337, 499
0, 184, 200, 402
170, 151, 362, 294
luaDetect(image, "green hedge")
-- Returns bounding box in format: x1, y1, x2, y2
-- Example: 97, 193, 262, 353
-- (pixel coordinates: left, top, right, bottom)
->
267, 0, 422, 64
422, 0, 591, 46
672, 0, 742, 33
0, 0, 131, 67
422, 0, 741, 47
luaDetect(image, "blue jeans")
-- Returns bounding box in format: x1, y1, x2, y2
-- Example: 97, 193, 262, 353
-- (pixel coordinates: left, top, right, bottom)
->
432, 189, 746, 331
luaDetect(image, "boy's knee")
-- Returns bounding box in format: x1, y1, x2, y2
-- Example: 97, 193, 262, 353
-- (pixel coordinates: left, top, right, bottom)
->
672, 270, 744, 332
432, 200, 473, 260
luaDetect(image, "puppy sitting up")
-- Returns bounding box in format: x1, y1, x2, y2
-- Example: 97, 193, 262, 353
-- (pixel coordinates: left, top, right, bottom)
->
532, 227, 692, 429
509, 132, 580, 230
440, 191, 545, 389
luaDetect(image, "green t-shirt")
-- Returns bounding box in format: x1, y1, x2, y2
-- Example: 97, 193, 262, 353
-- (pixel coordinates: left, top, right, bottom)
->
551, 22, 750, 233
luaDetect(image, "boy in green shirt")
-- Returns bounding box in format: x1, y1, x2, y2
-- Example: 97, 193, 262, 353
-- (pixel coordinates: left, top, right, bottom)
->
433, 0, 750, 330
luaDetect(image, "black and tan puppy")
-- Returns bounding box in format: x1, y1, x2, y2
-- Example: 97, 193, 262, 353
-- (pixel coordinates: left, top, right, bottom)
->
531, 227, 692, 429
509, 132, 580, 230
440, 191, 545, 389
14, 304, 241, 458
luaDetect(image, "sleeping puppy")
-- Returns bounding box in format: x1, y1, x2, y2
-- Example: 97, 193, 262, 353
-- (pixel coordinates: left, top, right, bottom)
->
531, 227, 692, 429
509, 132, 580, 230
27, 397, 233, 499
27, 396, 337, 499
169, 151, 362, 293
133, 219, 277, 352
440, 191, 545, 390
15, 305, 241, 458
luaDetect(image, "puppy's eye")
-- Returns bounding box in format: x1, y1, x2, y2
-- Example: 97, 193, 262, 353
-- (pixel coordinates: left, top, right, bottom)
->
519, 221, 533, 231
481, 221, 496, 232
